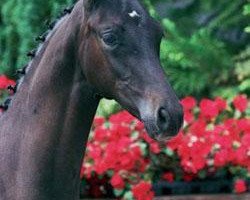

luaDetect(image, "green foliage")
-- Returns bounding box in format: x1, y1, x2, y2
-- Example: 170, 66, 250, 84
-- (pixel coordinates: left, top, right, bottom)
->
148, 0, 249, 98
0, 0, 249, 99
243, 2, 250, 33
0, 0, 73, 76
160, 19, 233, 97
96, 99, 121, 118
235, 47, 250, 94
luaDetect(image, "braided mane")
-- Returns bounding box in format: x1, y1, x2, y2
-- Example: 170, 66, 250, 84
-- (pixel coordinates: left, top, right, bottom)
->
0, 4, 75, 112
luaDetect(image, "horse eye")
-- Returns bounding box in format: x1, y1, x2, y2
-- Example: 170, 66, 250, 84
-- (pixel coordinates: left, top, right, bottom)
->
102, 33, 118, 47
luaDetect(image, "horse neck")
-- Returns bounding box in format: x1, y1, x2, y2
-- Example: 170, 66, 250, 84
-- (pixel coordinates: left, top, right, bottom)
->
2, 2, 99, 199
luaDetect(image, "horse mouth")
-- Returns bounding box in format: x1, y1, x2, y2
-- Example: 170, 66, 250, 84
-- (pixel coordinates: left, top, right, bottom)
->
147, 130, 174, 142
154, 134, 174, 142
143, 119, 178, 142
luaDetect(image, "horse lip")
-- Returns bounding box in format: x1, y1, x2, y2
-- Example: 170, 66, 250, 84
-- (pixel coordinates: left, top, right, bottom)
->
154, 133, 173, 142
141, 117, 175, 142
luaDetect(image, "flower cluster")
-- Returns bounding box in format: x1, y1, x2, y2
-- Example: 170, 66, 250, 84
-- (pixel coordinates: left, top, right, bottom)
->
81, 111, 155, 198
167, 95, 249, 192
81, 95, 249, 199
168, 95, 250, 173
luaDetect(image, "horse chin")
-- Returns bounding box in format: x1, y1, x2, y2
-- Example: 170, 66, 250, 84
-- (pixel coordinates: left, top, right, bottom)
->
154, 134, 174, 142
145, 129, 172, 142
142, 120, 171, 142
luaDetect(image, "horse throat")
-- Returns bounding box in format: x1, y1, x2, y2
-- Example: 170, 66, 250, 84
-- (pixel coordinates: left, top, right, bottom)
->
0, 2, 99, 200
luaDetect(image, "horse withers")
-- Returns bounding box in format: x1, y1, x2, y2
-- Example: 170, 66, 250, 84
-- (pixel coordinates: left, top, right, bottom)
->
0, 0, 183, 199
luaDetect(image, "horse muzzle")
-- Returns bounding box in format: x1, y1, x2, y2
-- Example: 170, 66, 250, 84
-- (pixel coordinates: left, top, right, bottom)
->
141, 103, 183, 142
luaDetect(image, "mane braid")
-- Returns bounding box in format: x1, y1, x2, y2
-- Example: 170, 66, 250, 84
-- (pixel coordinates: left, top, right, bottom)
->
0, 4, 75, 113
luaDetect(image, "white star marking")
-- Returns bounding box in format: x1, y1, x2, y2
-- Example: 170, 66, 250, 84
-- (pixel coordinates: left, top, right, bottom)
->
128, 10, 140, 18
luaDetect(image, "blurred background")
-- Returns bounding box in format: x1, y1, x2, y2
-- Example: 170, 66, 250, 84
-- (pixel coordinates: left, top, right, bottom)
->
0, 0, 249, 115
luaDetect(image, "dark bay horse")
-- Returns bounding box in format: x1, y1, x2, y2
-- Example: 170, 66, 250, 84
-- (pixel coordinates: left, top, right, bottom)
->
0, 0, 183, 199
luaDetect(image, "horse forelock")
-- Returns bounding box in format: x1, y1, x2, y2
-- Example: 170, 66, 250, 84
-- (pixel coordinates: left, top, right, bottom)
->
83, 0, 147, 31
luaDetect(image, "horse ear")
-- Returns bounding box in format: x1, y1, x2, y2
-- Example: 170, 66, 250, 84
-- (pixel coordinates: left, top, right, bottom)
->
84, 0, 102, 13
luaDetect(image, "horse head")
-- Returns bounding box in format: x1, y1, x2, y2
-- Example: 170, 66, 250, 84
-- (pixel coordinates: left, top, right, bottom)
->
79, 0, 183, 141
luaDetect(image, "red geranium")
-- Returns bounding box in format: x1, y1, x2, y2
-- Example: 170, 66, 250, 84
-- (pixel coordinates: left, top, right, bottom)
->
110, 173, 125, 189
215, 97, 227, 112
214, 150, 229, 167
0, 75, 15, 89
132, 181, 154, 200
183, 110, 195, 123
162, 172, 174, 182
199, 99, 219, 119
181, 96, 196, 110
81, 95, 250, 199
234, 179, 247, 193
93, 116, 105, 127
233, 95, 248, 112
149, 141, 161, 154
183, 174, 194, 182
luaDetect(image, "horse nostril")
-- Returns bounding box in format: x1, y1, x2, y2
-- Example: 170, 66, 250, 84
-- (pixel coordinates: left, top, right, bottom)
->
157, 108, 170, 133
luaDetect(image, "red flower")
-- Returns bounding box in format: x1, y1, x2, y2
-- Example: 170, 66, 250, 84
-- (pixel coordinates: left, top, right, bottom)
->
0, 75, 15, 89
192, 157, 206, 172
214, 150, 229, 167
162, 172, 174, 182
110, 124, 131, 140
189, 120, 207, 137
82, 95, 250, 199
93, 116, 105, 127
109, 111, 134, 124
237, 119, 250, 133
119, 152, 137, 171
149, 141, 161, 154
233, 95, 248, 112
181, 159, 198, 174
167, 131, 184, 151
135, 120, 144, 131
132, 181, 154, 200
200, 99, 219, 119
93, 127, 108, 141
141, 131, 154, 144
181, 96, 196, 110
215, 97, 227, 112
184, 110, 194, 123
183, 174, 194, 182
110, 173, 125, 189
241, 133, 250, 147
234, 179, 247, 193
234, 147, 248, 166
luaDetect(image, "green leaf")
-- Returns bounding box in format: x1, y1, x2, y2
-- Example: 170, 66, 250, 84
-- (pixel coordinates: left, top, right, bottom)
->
114, 189, 124, 197
239, 79, 250, 91
243, 4, 250, 15
198, 170, 207, 179
244, 26, 250, 33
106, 170, 114, 177
123, 191, 134, 200
131, 131, 139, 140
138, 142, 147, 156
163, 148, 174, 157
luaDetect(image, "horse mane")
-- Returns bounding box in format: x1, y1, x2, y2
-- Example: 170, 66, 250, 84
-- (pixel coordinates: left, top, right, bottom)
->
0, 4, 76, 112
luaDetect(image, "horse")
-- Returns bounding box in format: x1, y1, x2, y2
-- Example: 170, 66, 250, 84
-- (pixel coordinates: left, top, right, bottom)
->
0, 0, 183, 199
